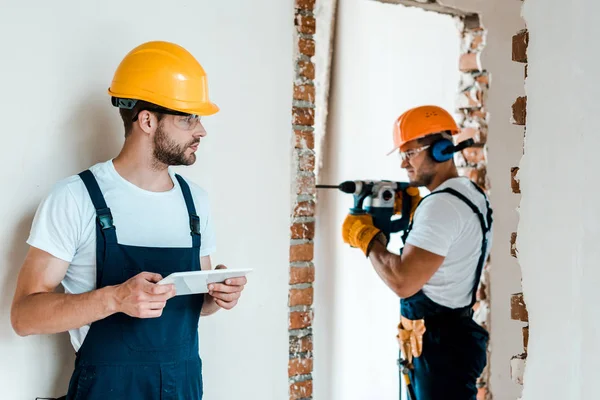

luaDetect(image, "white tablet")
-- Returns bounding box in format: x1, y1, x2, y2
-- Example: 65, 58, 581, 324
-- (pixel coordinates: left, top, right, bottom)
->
157, 269, 253, 296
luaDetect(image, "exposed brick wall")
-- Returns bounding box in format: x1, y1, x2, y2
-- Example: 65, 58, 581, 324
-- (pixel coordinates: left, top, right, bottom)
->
510, 24, 529, 392
290, 0, 317, 398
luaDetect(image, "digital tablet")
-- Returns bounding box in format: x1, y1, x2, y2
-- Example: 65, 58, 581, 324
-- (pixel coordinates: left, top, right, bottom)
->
157, 269, 253, 296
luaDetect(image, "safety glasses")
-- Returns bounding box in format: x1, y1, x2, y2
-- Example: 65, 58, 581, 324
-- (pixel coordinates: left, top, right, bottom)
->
398, 145, 430, 161
132, 108, 202, 131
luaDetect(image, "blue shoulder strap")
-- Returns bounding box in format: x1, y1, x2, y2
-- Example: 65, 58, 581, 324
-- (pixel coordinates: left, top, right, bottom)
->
175, 174, 202, 249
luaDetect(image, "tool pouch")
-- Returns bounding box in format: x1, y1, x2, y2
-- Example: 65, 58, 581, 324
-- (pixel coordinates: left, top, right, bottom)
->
396, 316, 426, 365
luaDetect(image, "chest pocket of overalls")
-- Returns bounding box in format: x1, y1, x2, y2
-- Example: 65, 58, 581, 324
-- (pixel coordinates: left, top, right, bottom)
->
119, 246, 203, 352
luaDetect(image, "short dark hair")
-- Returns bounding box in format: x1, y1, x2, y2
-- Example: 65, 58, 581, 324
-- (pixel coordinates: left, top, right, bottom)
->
417, 131, 453, 146
118, 100, 166, 138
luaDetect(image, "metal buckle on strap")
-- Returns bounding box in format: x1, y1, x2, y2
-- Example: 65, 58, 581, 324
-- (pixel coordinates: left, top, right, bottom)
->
190, 214, 201, 236
97, 208, 114, 230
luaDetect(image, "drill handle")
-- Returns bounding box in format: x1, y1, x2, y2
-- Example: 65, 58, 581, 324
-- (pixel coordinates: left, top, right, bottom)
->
390, 188, 413, 234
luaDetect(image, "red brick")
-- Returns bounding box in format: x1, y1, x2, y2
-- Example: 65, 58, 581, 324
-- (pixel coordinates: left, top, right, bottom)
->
290, 266, 315, 284
294, 84, 315, 103
297, 60, 315, 80
462, 146, 485, 164
298, 38, 315, 57
476, 73, 490, 86
523, 326, 529, 352
510, 232, 518, 258
463, 14, 481, 30
460, 166, 488, 190
289, 311, 313, 330
297, 151, 315, 172
289, 287, 314, 307
458, 87, 484, 109
288, 357, 313, 376
295, 130, 315, 150
291, 221, 315, 239
468, 109, 487, 120
296, 174, 316, 196
511, 167, 521, 193
477, 387, 487, 400
290, 243, 314, 262
295, 14, 316, 35
476, 282, 487, 301
512, 96, 527, 125
455, 126, 487, 145
289, 335, 313, 353
511, 293, 528, 322
290, 380, 313, 399
293, 201, 315, 217
470, 34, 484, 51
293, 107, 315, 126
296, 0, 316, 11
459, 53, 480, 72
512, 29, 529, 63
290, 221, 314, 239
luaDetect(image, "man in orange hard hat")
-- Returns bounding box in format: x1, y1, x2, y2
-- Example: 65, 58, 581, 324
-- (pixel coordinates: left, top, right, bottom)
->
342, 105, 493, 399
11, 41, 246, 399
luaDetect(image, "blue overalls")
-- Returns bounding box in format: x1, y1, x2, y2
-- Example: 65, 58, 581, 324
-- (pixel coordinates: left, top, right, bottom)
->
66, 170, 205, 400
400, 182, 492, 400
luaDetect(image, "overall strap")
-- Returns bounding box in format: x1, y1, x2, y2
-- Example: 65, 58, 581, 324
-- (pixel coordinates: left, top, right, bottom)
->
469, 180, 493, 231
78, 170, 118, 245
425, 186, 491, 307
175, 174, 201, 249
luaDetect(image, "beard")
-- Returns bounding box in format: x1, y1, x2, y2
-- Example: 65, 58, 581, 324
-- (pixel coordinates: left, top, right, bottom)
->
408, 164, 435, 188
153, 124, 199, 167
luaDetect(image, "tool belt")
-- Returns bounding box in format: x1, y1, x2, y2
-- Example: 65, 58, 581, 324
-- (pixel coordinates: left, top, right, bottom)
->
397, 307, 474, 368
396, 316, 426, 367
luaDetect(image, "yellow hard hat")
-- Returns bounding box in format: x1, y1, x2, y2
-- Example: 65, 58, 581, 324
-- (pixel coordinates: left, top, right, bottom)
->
108, 41, 219, 116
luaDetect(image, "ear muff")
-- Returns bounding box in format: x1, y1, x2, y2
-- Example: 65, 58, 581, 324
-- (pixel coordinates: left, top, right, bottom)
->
430, 139, 455, 163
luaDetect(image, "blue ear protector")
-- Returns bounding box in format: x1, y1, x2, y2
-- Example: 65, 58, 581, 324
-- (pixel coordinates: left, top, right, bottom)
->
430, 138, 475, 163
430, 139, 456, 163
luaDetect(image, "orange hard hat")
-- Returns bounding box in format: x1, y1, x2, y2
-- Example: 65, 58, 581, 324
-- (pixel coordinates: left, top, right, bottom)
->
388, 105, 459, 155
108, 41, 219, 116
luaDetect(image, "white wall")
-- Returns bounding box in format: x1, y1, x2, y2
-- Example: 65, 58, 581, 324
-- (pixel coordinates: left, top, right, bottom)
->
313, 2, 461, 399
0, 1, 292, 399
519, 0, 599, 398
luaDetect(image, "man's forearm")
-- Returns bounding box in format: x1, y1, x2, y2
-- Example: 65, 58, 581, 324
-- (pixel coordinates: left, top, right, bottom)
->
368, 240, 406, 297
201, 294, 220, 316
11, 287, 117, 336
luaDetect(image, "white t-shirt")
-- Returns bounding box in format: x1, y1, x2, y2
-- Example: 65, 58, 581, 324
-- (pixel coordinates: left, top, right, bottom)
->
26, 160, 216, 351
405, 177, 493, 309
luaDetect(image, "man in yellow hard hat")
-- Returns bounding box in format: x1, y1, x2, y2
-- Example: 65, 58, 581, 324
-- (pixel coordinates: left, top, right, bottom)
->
10, 41, 245, 399
342, 105, 493, 399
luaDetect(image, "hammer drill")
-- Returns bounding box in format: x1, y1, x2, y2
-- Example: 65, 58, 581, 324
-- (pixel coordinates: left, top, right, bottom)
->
316, 180, 414, 242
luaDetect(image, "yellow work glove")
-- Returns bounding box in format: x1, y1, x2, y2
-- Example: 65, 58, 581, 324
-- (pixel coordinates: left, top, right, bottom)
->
394, 187, 422, 219
341, 213, 382, 257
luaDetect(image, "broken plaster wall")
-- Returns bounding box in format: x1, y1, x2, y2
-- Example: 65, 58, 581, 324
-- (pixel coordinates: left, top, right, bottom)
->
440, 1, 526, 398
0, 1, 293, 399
518, 0, 600, 398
